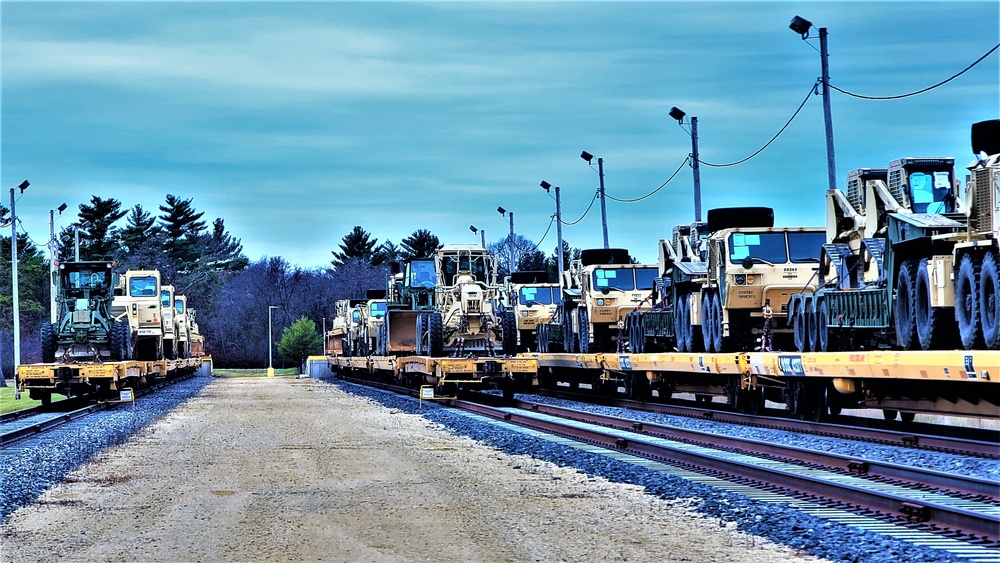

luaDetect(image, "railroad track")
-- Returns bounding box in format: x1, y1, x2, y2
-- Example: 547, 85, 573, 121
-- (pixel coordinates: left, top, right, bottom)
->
1, 372, 197, 447
540, 387, 1000, 459
336, 374, 1000, 557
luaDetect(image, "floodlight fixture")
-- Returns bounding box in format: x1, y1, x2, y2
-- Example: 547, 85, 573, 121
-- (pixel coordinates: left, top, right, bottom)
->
789, 15, 812, 38
669, 107, 686, 124
497, 206, 506, 216
580, 151, 594, 164
540, 180, 551, 191
57, 203, 68, 214
17, 180, 29, 193
470, 225, 478, 234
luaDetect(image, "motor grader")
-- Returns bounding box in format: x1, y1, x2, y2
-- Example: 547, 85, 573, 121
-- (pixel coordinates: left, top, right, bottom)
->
40, 261, 125, 363
379, 244, 515, 357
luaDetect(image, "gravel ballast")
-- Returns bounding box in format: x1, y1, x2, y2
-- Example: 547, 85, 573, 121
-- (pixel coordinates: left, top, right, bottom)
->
2, 376, 829, 562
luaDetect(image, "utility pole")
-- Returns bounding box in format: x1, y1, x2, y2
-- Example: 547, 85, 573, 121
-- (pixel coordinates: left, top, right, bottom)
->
819, 26, 837, 192
690, 117, 703, 223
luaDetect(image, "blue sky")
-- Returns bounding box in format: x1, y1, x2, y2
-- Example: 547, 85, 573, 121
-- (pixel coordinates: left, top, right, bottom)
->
2, 1, 997, 269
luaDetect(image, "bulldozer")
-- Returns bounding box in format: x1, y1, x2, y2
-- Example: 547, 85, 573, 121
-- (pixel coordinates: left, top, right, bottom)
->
40, 261, 126, 363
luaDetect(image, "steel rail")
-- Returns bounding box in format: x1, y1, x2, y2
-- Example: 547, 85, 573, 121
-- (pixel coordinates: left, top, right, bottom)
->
455, 399, 1000, 543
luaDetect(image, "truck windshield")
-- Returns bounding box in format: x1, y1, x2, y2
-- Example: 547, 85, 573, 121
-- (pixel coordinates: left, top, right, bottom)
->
175, 299, 185, 314
519, 286, 557, 305
160, 290, 171, 307
788, 232, 825, 263
634, 268, 658, 290
370, 302, 387, 318
129, 276, 158, 297
593, 268, 637, 291
408, 260, 436, 288
728, 233, 788, 264
909, 171, 953, 213
66, 269, 106, 289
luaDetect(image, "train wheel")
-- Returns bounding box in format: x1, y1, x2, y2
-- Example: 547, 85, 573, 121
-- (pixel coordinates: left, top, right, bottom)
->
894, 260, 918, 350
899, 412, 915, 423
29, 389, 52, 405
979, 252, 1000, 350
882, 409, 898, 421
41, 322, 57, 363
792, 300, 808, 352
955, 254, 980, 349
914, 257, 953, 350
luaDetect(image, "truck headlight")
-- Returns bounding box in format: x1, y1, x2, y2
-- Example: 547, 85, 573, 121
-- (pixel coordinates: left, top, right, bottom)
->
597, 298, 605, 306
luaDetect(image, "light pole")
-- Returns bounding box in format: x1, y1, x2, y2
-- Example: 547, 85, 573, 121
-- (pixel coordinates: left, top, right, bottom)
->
790, 15, 836, 192
469, 225, 486, 248
267, 305, 279, 377
669, 107, 703, 222
540, 181, 564, 285
50, 203, 67, 323
580, 151, 609, 248
497, 206, 514, 274
321, 317, 326, 356
9, 180, 29, 381
74, 221, 90, 261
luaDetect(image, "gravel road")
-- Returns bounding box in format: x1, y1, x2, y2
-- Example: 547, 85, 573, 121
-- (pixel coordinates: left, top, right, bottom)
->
1, 377, 826, 562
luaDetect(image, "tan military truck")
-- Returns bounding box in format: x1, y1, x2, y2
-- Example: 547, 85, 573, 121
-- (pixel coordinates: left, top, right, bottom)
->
112, 269, 165, 360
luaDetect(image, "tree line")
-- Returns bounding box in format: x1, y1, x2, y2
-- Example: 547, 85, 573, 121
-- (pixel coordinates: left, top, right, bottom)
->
1, 200, 580, 380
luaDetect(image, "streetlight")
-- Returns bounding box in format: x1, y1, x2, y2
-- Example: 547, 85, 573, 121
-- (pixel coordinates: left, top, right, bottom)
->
267, 305, 279, 377
50, 203, 67, 323
669, 107, 703, 222
580, 151, 610, 248
469, 225, 486, 248
9, 180, 29, 381
497, 206, 514, 274
790, 15, 836, 192
540, 181, 564, 285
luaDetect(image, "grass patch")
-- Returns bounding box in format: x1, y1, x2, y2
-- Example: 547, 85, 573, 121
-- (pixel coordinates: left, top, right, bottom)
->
213, 368, 300, 378
0, 384, 62, 414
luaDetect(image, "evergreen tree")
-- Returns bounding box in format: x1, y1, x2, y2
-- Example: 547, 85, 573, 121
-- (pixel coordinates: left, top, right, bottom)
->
277, 316, 322, 371
159, 194, 207, 268
373, 240, 401, 266
202, 218, 248, 271
400, 229, 441, 260
75, 196, 127, 261
331, 226, 378, 268
517, 248, 548, 276
119, 204, 161, 254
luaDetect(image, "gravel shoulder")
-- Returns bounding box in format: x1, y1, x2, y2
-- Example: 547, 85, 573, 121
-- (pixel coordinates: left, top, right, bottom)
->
2, 377, 826, 562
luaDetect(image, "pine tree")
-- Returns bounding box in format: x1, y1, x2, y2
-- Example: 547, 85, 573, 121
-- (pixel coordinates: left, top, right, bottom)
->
159, 194, 207, 268
119, 204, 161, 255
400, 229, 441, 260
75, 196, 127, 261
331, 226, 379, 268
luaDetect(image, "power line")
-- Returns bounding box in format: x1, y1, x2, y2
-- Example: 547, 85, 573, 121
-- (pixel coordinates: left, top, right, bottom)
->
560, 191, 599, 226
605, 156, 690, 203
532, 215, 555, 250
830, 43, 999, 100
698, 83, 815, 168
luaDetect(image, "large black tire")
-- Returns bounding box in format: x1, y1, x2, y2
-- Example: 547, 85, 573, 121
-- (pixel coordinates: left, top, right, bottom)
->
40, 322, 57, 363
815, 298, 829, 352
701, 292, 714, 352
894, 260, 918, 350
578, 309, 590, 354
109, 322, 126, 362
673, 295, 690, 352
914, 257, 953, 350
710, 292, 724, 353
980, 252, 1000, 350
501, 311, 517, 356
806, 299, 818, 353
955, 253, 980, 349
563, 309, 577, 353
428, 312, 444, 358
792, 300, 808, 352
